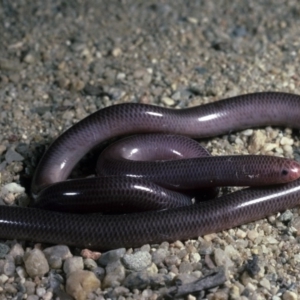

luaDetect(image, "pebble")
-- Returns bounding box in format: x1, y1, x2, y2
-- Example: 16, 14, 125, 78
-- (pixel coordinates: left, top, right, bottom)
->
280, 137, 294, 146
214, 248, 234, 269
247, 230, 259, 241
1, 182, 25, 194
122, 251, 152, 271
27, 296, 39, 300
80, 249, 101, 260
36, 287, 46, 297
23, 249, 49, 278
0, 274, 9, 284
44, 245, 72, 269
2, 255, 15, 276
66, 270, 100, 300
98, 248, 126, 267
112, 47, 122, 57
279, 210, 293, 223
0, 243, 10, 258
282, 290, 298, 300
248, 130, 266, 153
24, 281, 36, 295
123, 271, 150, 290
63, 256, 84, 275
260, 277, 271, 290
84, 258, 98, 270
102, 260, 126, 288
9, 243, 24, 259
4, 148, 24, 163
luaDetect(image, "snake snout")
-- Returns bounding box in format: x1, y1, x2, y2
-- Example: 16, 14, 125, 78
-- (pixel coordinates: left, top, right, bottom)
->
281, 160, 300, 182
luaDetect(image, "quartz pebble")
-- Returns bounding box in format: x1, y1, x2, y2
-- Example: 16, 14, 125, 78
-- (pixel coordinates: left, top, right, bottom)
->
23, 249, 49, 278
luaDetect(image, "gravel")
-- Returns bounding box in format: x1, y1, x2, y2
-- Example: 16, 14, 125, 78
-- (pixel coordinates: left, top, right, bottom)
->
1, 0, 300, 299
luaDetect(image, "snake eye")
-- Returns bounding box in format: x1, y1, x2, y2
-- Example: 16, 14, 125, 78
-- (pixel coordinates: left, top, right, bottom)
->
281, 169, 288, 176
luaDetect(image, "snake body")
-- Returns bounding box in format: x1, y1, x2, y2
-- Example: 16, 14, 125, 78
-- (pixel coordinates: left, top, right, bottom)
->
2, 92, 300, 249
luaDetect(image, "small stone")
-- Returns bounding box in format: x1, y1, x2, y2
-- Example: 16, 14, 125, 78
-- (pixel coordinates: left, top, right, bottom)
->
63, 256, 84, 275
81, 249, 101, 260
236, 229, 247, 239
27, 296, 39, 300
3, 255, 15, 276
241, 129, 253, 136
162, 97, 175, 106
98, 248, 126, 267
259, 277, 271, 290
0, 58, 21, 71
214, 248, 234, 269
23, 249, 49, 277
123, 271, 150, 290
0, 145, 6, 155
0, 274, 9, 284
248, 130, 266, 153
164, 255, 181, 267
112, 286, 130, 297
280, 137, 294, 146
210, 289, 229, 300
282, 290, 298, 300
3, 192, 16, 205
9, 243, 24, 259
199, 239, 213, 255
279, 210, 293, 222
112, 47, 122, 57
247, 230, 259, 241
122, 251, 151, 271
152, 248, 168, 265
84, 258, 98, 270
2, 182, 25, 194
36, 287, 46, 297
0, 243, 10, 258
102, 260, 126, 288
291, 216, 300, 236
173, 240, 185, 248
230, 284, 241, 299
23, 52, 37, 64
5, 148, 24, 163
4, 283, 17, 294
224, 245, 240, 259
190, 253, 200, 263
179, 261, 193, 274
263, 143, 277, 152
283, 144, 293, 154
16, 266, 27, 278
43, 291, 53, 300
43, 245, 72, 269
265, 236, 278, 244
187, 17, 198, 24
24, 281, 36, 295
62, 110, 75, 120
66, 270, 100, 300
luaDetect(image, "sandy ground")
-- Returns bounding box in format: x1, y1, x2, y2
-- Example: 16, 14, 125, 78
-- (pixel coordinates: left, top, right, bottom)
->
1, 1, 300, 299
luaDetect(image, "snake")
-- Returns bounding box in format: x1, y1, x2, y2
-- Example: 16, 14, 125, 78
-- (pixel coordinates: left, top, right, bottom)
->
1, 91, 300, 249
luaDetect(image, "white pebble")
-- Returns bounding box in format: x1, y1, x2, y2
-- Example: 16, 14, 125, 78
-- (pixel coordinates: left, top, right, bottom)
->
280, 137, 294, 146
241, 129, 253, 136
263, 143, 277, 152
36, 287, 46, 297
2, 182, 25, 194
283, 145, 293, 154
162, 97, 175, 106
